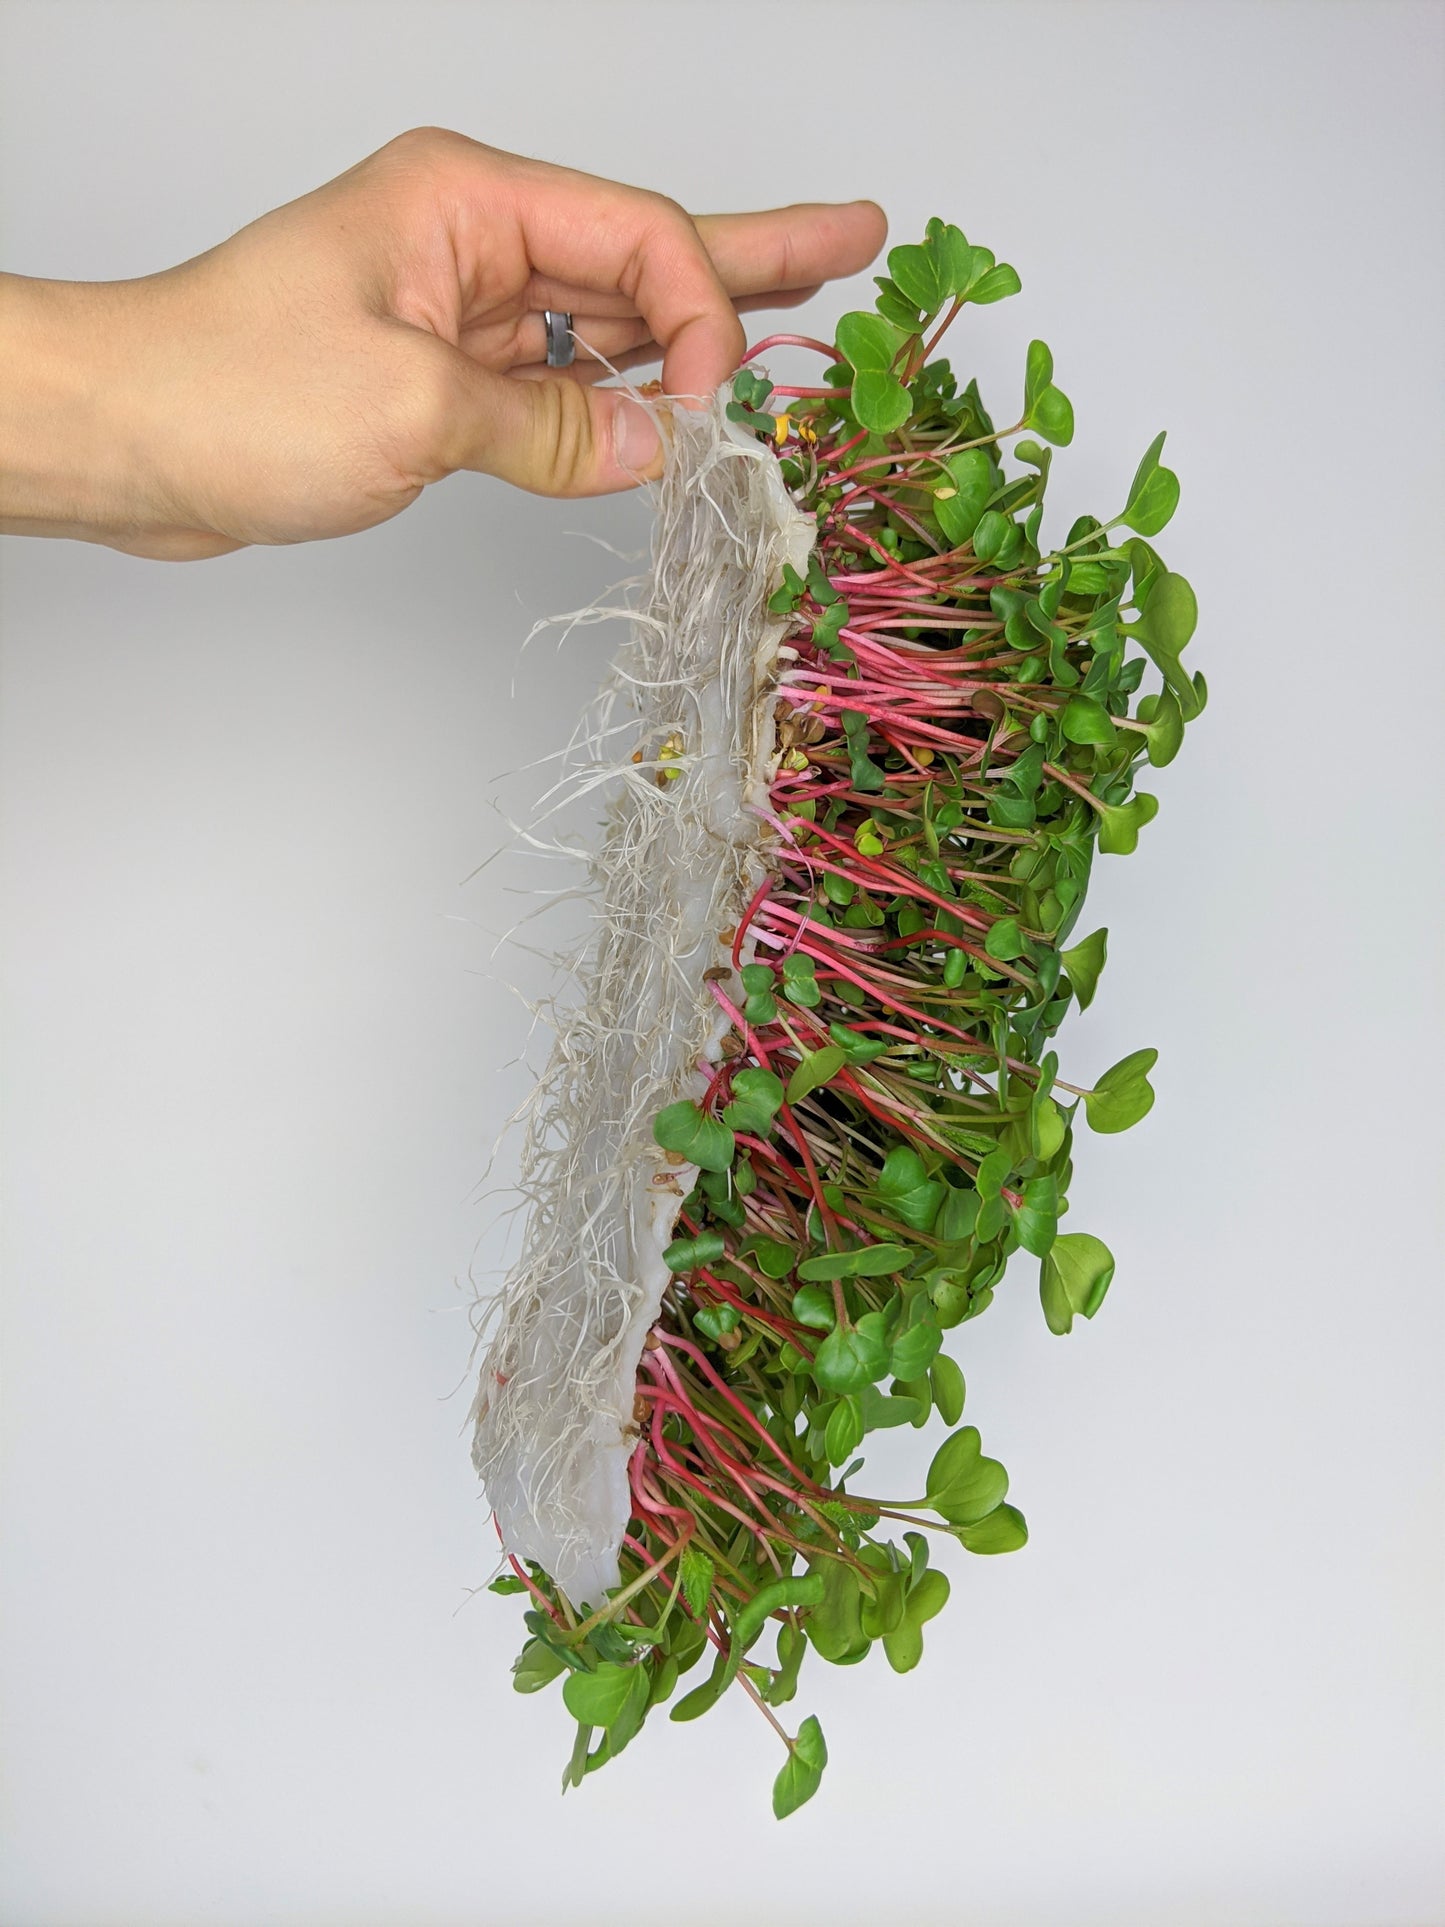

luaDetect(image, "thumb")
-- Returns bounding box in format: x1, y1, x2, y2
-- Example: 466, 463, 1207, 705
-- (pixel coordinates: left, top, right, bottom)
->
437, 350, 670, 498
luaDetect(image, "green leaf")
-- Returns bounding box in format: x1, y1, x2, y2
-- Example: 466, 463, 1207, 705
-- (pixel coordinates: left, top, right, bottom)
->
889, 1302, 943, 1381
874, 275, 924, 331
840, 709, 887, 792
835, 310, 905, 372
763, 1621, 806, 1707
934, 447, 994, 547
733, 1577, 825, 1668
984, 915, 1027, 962
781, 953, 822, 1008
877, 1146, 945, 1233
786, 1045, 848, 1105
858, 1562, 907, 1639
1021, 339, 1054, 413
1060, 695, 1117, 746
512, 1638, 567, 1694
1132, 569, 1200, 717
746, 1236, 798, 1280
971, 508, 1010, 561
488, 1573, 526, 1595
1028, 386, 1074, 446
931, 221, 975, 297
1121, 431, 1181, 537
562, 1662, 641, 1729
828, 1022, 889, 1065
1137, 688, 1185, 767
1030, 1093, 1067, 1161
663, 1231, 726, 1273
968, 262, 1022, 304
1011, 1174, 1058, 1258
790, 1284, 837, 1329
927, 1425, 1010, 1525
722, 1067, 785, 1135
1040, 1232, 1116, 1334
797, 1243, 914, 1281
813, 1314, 891, 1393
1095, 790, 1159, 855
887, 242, 946, 314
976, 1148, 1011, 1199
773, 1715, 828, 1820
825, 1394, 864, 1465
851, 368, 912, 434
929, 1353, 966, 1426
693, 1302, 739, 1341
936, 1185, 980, 1243
652, 1100, 735, 1173
882, 1568, 950, 1673
1083, 1047, 1158, 1133
1020, 339, 1074, 447
680, 1545, 715, 1618
1060, 926, 1107, 1009
802, 1559, 868, 1664
956, 1503, 1029, 1554
860, 1383, 924, 1429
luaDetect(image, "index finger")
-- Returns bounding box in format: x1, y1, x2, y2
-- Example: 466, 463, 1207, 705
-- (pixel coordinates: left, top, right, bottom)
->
456, 150, 746, 400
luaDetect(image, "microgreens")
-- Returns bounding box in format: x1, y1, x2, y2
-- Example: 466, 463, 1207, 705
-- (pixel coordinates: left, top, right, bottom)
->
492, 217, 1200, 1819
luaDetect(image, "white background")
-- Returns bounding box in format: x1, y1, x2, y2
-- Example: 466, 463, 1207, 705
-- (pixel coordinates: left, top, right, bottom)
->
2, 3, 1441, 1922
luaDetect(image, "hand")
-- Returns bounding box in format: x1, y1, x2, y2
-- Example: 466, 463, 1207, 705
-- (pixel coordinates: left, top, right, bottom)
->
0, 129, 886, 560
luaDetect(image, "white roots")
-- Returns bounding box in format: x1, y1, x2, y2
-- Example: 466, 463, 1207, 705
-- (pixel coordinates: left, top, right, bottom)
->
469, 383, 815, 1606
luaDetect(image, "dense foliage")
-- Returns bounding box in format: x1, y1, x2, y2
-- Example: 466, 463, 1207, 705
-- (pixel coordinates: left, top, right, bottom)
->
491, 219, 1201, 1816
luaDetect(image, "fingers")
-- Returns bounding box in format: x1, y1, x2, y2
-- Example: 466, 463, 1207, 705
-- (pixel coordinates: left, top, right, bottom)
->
515, 201, 885, 318
471, 156, 746, 403
691, 201, 889, 298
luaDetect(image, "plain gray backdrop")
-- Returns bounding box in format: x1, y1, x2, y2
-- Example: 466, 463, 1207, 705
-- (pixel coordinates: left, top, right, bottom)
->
2, 3, 1442, 1923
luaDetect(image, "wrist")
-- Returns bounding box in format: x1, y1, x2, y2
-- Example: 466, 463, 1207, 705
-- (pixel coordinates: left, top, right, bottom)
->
0, 272, 184, 554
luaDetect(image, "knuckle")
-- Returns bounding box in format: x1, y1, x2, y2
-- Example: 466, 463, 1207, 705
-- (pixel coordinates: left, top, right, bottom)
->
387, 124, 460, 158
376, 125, 482, 187
648, 191, 695, 236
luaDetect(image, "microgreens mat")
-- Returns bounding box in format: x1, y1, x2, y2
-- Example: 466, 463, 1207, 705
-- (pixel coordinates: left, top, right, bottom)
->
477, 217, 1200, 1817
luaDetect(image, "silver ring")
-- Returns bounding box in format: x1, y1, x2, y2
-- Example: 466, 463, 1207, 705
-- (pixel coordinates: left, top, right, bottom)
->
543, 309, 575, 368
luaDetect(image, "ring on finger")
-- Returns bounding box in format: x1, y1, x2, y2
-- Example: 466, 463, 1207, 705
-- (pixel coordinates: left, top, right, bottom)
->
543, 310, 575, 368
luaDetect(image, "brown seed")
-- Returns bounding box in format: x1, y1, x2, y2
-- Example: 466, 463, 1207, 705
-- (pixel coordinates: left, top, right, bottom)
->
702, 965, 731, 981
664, 1151, 687, 1167
718, 1033, 744, 1059
633, 1394, 650, 1424
643, 1330, 662, 1351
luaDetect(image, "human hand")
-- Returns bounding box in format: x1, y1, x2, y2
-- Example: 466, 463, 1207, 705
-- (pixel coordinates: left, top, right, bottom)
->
0, 129, 886, 559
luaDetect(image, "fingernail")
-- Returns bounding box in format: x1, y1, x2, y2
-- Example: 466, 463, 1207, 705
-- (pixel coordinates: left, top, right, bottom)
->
613, 396, 663, 480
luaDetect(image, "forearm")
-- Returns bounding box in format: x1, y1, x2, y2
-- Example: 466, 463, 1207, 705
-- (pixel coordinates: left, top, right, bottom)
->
0, 274, 146, 544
